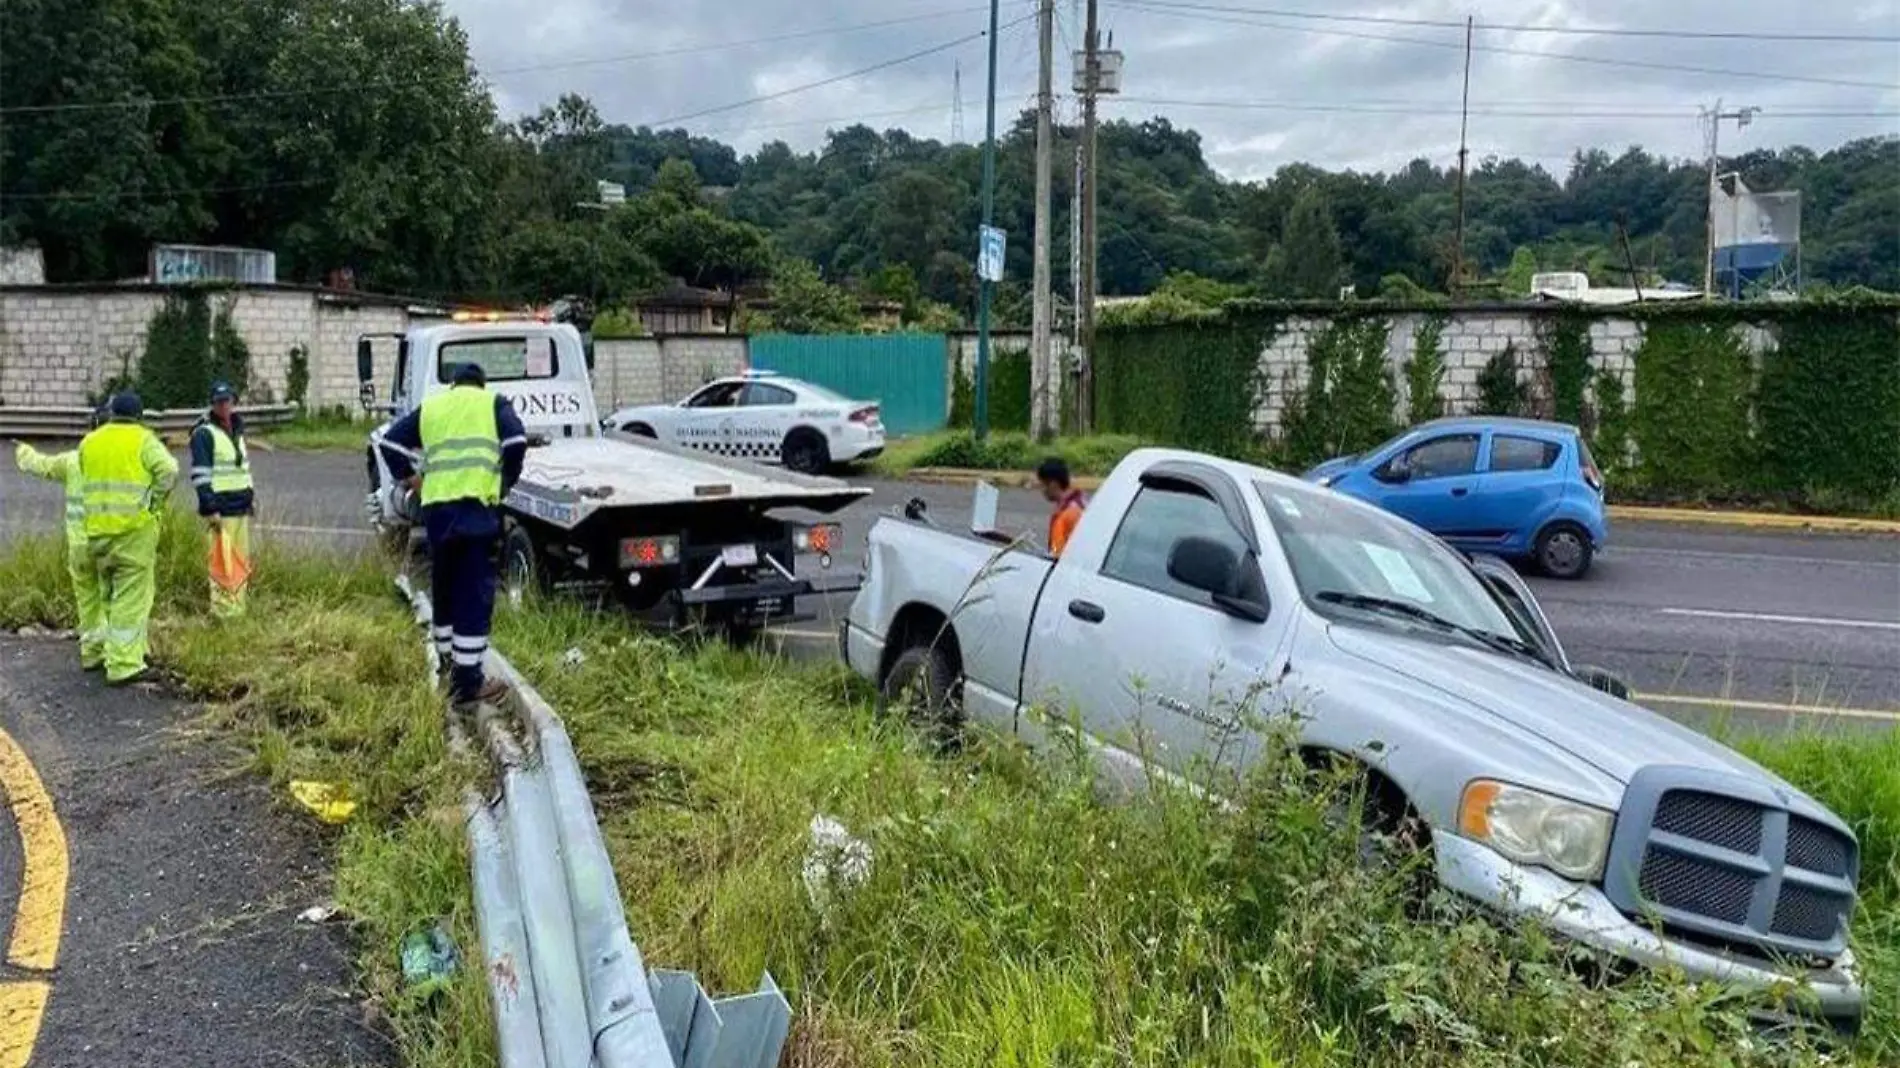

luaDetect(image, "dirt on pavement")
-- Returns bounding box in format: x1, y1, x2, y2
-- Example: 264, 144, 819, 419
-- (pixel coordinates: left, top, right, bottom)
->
0, 634, 389, 1067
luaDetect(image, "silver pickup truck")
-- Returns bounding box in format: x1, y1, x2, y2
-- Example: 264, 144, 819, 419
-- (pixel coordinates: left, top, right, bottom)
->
844, 447, 1864, 1029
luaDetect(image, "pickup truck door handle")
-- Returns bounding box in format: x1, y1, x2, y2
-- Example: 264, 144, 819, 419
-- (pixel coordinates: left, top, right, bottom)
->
1450, 486, 1470, 497
1068, 599, 1106, 624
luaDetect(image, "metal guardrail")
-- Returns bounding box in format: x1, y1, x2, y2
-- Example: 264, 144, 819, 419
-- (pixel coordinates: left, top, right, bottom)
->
395, 575, 790, 1068
0, 404, 297, 438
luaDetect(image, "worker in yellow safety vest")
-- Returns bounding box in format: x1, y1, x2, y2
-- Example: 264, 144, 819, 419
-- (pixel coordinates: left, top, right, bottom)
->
375, 362, 528, 708
11, 405, 110, 668
190, 380, 256, 618
78, 392, 179, 685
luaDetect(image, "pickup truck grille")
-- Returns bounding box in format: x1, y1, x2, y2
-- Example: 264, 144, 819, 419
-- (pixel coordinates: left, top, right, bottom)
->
1606, 768, 1858, 964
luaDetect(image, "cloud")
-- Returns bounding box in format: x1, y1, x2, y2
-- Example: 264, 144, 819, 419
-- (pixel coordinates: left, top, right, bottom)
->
443, 0, 1900, 178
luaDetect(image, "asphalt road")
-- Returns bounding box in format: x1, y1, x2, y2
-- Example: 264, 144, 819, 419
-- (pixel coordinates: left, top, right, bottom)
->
0, 636, 386, 1067
4, 446, 1897, 733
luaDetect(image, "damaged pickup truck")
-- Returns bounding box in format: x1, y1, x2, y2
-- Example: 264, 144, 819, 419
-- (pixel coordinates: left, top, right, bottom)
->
844, 447, 1865, 1031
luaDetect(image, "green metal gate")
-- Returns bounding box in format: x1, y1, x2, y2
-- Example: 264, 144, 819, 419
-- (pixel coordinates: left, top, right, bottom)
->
748, 334, 948, 436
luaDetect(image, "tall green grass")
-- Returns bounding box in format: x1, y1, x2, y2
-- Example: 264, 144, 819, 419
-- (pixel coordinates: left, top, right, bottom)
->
3, 522, 1894, 1066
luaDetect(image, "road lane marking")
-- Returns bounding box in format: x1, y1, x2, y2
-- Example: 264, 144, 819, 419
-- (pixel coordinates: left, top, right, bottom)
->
1636, 692, 1900, 724
0, 982, 50, 1068
0, 725, 67, 1067
1658, 607, 1900, 632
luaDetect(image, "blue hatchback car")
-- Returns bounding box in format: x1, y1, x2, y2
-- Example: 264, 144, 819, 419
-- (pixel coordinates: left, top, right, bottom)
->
1302, 417, 1608, 579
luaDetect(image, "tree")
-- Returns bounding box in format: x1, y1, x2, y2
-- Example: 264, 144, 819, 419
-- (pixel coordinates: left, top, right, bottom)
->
758, 260, 860, 334
1277, 188, 1344, 298
1503, 247, 1539, 295
652, 158, 703, 208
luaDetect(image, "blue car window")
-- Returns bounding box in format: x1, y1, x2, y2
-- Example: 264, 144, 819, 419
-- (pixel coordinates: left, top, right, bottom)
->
1393, 434, 1480, 479
1490, 435, 1562, 472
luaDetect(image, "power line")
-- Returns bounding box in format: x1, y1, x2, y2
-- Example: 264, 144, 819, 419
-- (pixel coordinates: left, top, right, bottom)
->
637, 11, 1038, 128
1123, 0, 1900, 43
1111, 1, 1900, 91
0, 5, 993, 117
1107, 95, 1900, 120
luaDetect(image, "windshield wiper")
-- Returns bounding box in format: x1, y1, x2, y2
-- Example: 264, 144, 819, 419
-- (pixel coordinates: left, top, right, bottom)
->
1314, 591, 1552, 668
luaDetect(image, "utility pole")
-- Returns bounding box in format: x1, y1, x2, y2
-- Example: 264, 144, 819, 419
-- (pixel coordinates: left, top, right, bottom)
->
1077, 0, 1101, 433
1030, 0, 1055, 438
1450, 16, 1473, 298
973, 0, 1001, 439
1702, 101, 1758, 299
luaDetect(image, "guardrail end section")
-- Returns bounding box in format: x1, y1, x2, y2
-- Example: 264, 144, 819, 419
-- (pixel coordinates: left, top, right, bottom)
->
649, 969, 790, 1068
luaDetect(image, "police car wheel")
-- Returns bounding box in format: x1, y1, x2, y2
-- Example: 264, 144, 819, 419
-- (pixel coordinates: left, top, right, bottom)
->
782, 429, 829, 474
623, 422, 656, 438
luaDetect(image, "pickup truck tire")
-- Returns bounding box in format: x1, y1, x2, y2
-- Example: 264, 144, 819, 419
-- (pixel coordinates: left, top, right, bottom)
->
1533, 521, 1593, 580
1310, 755, 1433, 908
878, 644, 962, 751
781, 428, 830, 475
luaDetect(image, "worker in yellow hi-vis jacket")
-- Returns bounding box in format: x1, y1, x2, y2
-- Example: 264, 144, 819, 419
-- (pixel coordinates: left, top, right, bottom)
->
78, 392, 178, 686
12, 406, 109, 669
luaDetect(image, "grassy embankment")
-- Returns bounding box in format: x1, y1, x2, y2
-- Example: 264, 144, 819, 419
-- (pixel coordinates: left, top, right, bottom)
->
1, 518, 1894, 1067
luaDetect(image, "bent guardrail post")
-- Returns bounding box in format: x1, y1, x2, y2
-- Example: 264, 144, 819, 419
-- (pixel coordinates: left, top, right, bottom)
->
465, 788, 550, 1068
485, 720, 593, 1068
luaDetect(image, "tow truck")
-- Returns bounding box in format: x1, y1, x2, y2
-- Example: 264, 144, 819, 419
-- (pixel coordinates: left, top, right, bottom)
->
358, 311, 869, 636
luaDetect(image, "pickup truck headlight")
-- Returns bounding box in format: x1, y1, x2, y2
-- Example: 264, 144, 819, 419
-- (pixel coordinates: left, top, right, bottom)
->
1459, 780, 1613, 881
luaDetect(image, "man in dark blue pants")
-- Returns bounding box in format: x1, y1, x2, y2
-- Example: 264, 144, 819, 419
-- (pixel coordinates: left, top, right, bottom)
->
377, 363, 528, 707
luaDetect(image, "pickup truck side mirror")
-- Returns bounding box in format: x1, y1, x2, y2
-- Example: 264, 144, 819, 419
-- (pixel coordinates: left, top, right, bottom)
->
356, 338, 374, 384
1573, 664, 1632, 701
1168, 536, 1269, 623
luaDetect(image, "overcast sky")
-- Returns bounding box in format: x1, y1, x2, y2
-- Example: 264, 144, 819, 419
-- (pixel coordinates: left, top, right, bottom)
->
443, 0, 1900, 179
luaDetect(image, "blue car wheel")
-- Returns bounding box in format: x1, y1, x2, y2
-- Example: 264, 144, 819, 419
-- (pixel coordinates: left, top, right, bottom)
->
1534, 521, 1593, 580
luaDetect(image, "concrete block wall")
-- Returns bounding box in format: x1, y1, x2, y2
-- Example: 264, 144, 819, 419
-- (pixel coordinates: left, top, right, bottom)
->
312, 301, 409, 412
223, 290, 316, 404
0, 290, 163, 406
592, 338, 664, 411
658, 336, 747, 401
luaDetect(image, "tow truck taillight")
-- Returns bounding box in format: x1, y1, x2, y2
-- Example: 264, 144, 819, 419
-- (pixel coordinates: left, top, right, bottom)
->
619, 535, 680, 569
794, 523, 842, 555
849, 406, 880, 425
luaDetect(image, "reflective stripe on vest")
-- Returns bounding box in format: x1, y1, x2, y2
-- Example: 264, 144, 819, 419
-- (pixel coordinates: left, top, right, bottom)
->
190, 422, 252, 494
419, 387, 502, 506
79, 423, 160, 536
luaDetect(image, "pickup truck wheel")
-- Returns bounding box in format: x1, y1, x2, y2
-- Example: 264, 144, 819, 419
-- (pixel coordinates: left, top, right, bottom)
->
878, 645, 962, 751
782, 429, 830, 475
1534, 522, 1593, 580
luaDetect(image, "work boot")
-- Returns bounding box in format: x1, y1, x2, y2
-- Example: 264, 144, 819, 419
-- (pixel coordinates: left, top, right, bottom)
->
452, 676, 511, 711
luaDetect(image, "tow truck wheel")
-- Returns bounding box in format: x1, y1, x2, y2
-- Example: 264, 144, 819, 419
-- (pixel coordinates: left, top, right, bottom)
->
501, 526, 546, 609
781, 428, 830, 475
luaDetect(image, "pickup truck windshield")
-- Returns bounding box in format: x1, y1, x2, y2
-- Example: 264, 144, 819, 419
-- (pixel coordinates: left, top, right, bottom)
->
1254, 480, 1520, 639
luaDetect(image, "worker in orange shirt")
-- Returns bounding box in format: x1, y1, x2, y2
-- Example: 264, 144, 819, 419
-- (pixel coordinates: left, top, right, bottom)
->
1037, 457, 1087, 557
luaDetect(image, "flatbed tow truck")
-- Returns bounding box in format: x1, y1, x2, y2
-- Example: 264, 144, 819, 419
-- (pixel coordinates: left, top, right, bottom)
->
359, 313, 868, 636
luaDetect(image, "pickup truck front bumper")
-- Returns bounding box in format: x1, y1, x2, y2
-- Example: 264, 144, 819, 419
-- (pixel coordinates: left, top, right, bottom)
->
1435, 834, 1864, 1026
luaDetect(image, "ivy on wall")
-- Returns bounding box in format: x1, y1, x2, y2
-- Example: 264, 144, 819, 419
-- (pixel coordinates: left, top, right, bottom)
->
948, 347, 1032, 433
1540, 312, 1593, 429
1590, 369, 1631, 474
1630, 320, 1754, 495
137, 290, 214, 410
1093, 311, 1282, 457
1474, 342, 1530, 417
1756, 307, 1900, 504
1280, 316, 1396, 467
1403, 315, 1447, 424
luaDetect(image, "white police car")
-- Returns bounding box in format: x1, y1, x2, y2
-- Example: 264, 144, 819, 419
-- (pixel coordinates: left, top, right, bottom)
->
604, 371, 886, 474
